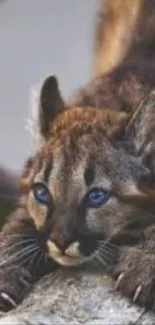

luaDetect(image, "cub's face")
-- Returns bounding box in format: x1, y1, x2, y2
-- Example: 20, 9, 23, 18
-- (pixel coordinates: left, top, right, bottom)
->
21, 76, 155, 268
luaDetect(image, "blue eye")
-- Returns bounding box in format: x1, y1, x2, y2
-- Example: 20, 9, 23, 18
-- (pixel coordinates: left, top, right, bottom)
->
32, 182, 51, 205
86, 187, 109, 208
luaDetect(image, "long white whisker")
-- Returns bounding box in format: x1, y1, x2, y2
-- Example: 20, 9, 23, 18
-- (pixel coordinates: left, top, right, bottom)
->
98, 242, 117, 256
99, 240, 118, 249
19, 246, 39, 268
94, 251, 107, 267
92, 253, 107, 271
4, 234, 36, 239
91, 255, 103, 271
34, 251, 44, 273
0, 235, 37, 245
0, 244, 37, 267
98, 241, 117, 250
11, 238, 37, 247
0, 238, 37, 256
5, 246, 39, 271
18, 254, 34, 269
8, 246, 38, 267
98, 244, 115, 258
98, 247, 114, 261
28, 248, 40, 270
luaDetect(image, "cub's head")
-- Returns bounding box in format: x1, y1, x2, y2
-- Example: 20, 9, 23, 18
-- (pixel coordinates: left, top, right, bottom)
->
20, 76, 155, 268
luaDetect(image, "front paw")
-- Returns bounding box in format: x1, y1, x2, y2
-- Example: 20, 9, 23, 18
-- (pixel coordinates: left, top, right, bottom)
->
0, 291, 17, 312
0, 267, 33, 312
112, 247, 155, 310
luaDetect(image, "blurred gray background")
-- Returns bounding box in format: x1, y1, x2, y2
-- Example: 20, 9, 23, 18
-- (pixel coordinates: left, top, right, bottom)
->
0, 0, 96, 172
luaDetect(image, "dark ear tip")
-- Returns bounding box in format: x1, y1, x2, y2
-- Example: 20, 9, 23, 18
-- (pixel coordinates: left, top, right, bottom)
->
42, 75, 58, 93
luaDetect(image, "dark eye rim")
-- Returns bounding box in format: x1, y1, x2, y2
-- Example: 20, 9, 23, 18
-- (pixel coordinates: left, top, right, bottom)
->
84, 187, 109, 208
31, 182, 52, 206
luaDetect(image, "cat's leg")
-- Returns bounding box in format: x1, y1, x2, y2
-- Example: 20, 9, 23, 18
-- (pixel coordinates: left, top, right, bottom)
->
0, 207, 56, 312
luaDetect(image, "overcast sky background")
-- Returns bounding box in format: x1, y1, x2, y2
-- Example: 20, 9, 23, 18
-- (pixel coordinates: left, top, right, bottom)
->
0, 0, 96, 172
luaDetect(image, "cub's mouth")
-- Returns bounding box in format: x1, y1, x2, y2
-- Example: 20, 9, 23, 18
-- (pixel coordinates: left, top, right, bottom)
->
47, 236, 117, 267
47, 240, 88, 266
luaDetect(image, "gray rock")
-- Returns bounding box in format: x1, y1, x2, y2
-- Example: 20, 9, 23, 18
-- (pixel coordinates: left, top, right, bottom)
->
0, 268, 155, 325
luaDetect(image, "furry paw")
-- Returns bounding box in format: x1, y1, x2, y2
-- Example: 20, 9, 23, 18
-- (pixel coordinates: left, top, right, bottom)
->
0, 267, 33, 312
112, 247, 155, 309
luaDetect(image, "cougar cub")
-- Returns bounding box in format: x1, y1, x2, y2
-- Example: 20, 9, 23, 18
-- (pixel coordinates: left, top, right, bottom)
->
1, 0, 155, 312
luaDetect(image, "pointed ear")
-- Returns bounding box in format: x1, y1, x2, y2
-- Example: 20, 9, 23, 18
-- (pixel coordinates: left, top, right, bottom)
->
39, 75, 66, 138
125, 90, 155, 173
29, 75, 66, 149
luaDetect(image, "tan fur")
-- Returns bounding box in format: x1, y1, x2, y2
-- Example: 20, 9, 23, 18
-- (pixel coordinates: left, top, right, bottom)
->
94, 0, 142, 76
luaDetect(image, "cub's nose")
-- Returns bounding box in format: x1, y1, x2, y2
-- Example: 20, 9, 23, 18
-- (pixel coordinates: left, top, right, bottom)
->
47, 239, 82, 266
49, 232, 74, 254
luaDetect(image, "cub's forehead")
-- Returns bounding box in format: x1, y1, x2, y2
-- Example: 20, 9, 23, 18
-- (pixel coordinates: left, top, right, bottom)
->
33, 131, 117, 186
33, 142, 113, 193
34, 151, 89, 185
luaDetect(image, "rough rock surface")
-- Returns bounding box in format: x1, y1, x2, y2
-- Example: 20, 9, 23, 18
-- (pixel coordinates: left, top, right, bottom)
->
0, 267, 155, 325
